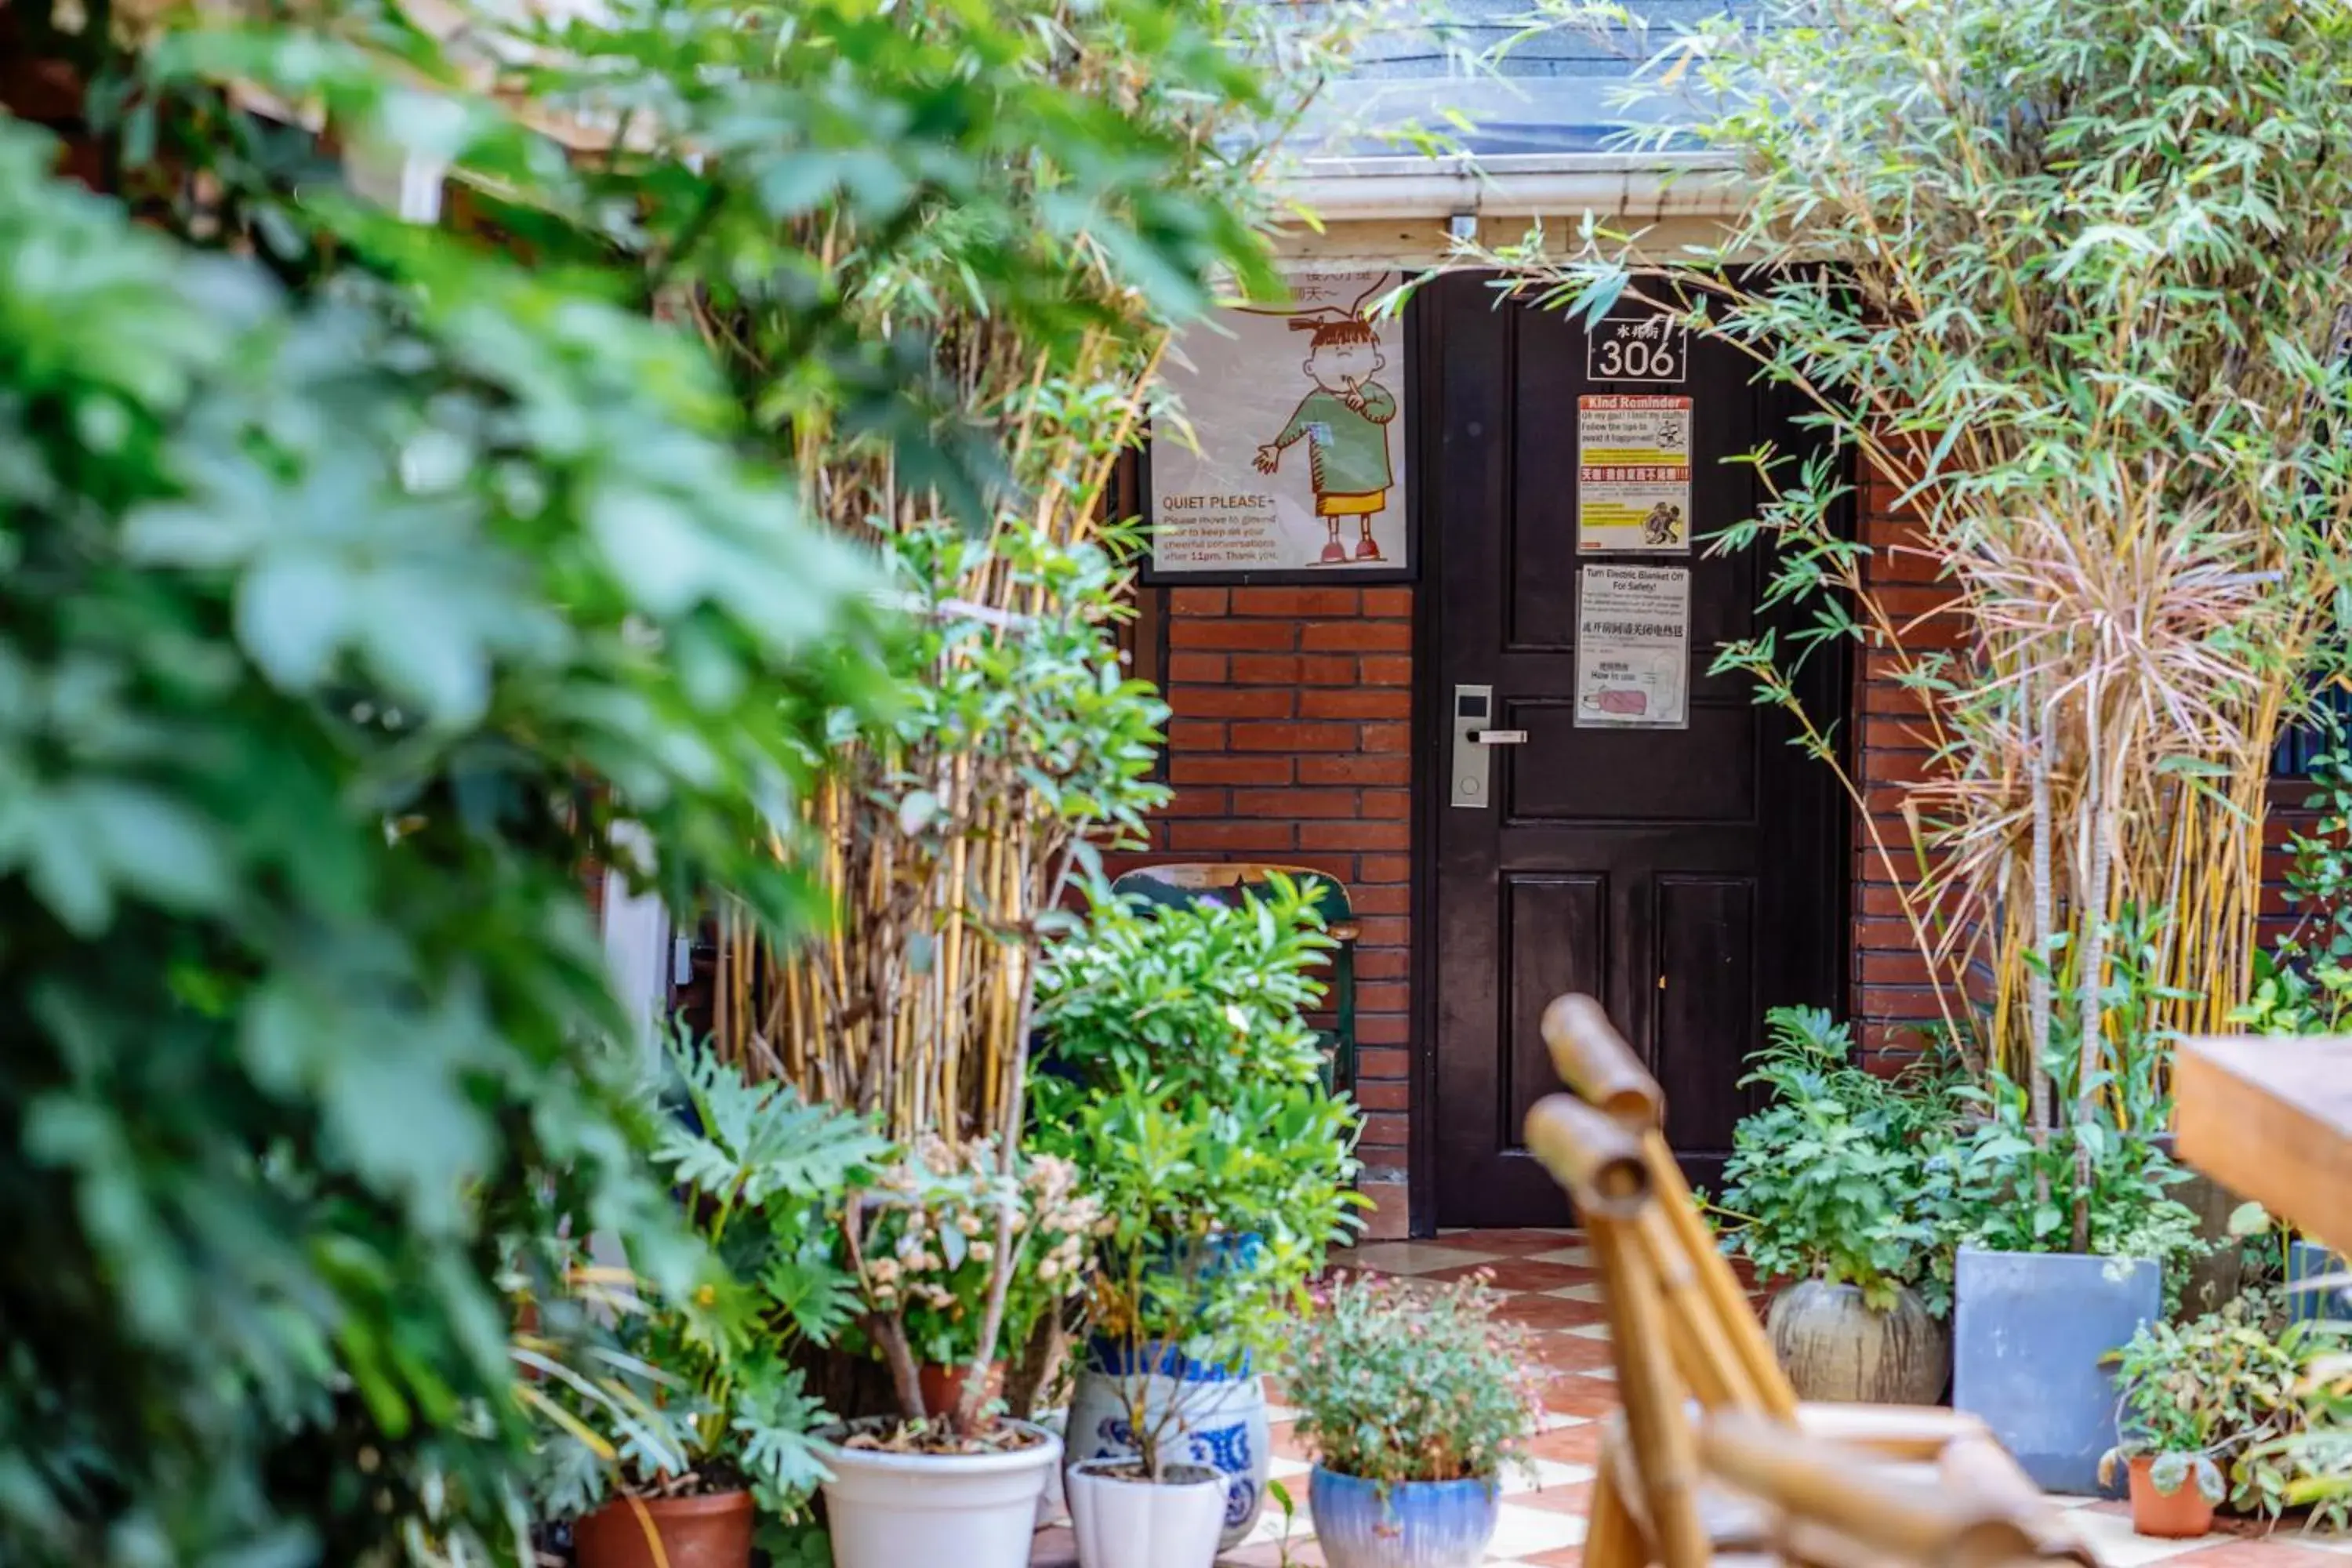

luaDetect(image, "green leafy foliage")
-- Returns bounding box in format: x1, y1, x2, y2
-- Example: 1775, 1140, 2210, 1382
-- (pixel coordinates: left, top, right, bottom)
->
1718, 1009, 1964, 1314
1037, 873, 1338, 1096
0, 82, 880, 1565
1945, 912, 2205, 1270
2101, 1294, 2345, 1523
2269, 1322, 2352, 1530
525, 1043, 883, 1525
1033, 880, 1363, 1472
1482, 0, 2352, 1198
1281, 1274, 1547, 1486
3, 0, 1318, 1552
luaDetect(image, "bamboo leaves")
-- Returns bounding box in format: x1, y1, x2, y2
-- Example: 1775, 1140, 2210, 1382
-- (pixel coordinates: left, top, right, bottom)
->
1487, 0, 2352, 1133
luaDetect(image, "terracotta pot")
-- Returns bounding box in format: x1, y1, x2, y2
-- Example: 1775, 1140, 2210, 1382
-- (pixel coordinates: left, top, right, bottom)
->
1766, 1279, 1948, 1405
918, 1359, 1006, 1419
2128, 1456, 2216, 1541
574, 1490, 753, 1568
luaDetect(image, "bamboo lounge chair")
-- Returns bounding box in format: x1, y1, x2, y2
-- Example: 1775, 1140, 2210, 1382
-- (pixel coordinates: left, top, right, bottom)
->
1523, 994, 2096, 1568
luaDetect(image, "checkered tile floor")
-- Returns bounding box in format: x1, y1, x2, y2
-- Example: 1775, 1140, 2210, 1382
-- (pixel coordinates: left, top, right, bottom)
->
1029, 1229, 2352, 1568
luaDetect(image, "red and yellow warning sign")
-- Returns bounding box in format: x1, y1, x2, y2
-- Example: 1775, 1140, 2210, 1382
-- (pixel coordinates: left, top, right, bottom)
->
1575, 394, 1693, 554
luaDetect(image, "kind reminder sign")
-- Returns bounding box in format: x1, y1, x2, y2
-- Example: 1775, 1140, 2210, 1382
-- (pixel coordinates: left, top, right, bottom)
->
1147, 272, 1410, 580
1575, 394, 1693, 554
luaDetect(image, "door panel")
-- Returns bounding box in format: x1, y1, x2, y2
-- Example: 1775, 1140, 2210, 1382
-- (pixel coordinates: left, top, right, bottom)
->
1425, 272, 1846, 1226
1655, 875, 1760, 1156
1504, 701, 1757, 822
1503, 873, 1609, 1142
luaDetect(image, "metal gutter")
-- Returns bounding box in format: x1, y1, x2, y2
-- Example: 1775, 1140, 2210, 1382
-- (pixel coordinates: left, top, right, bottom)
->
1272, 151, 1747, 222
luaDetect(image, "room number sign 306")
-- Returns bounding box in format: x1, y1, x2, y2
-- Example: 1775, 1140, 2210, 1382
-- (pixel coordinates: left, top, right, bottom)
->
1587, 315, 1690, 383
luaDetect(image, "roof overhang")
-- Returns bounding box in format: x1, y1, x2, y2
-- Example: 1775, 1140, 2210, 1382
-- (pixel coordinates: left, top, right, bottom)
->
1274, 151, 1747, 223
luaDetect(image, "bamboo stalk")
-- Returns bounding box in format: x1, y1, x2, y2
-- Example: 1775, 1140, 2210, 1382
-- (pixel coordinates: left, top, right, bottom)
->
1591, 1213, 1710, 1568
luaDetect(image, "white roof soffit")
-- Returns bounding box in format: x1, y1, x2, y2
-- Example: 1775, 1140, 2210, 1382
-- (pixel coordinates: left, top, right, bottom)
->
1276, 151, 1745, 223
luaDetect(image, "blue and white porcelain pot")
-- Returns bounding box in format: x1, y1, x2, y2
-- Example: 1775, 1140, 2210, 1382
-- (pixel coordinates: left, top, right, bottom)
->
1308, 1468, 1501, 1568
1064, 1341, 1270, 1551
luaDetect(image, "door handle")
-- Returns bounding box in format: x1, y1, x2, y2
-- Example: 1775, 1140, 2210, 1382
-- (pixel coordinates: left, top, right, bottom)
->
1472, 730, 1527, 746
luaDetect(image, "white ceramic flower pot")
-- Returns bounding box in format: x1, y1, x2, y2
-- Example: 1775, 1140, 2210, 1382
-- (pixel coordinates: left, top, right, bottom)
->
1066, 1459, 1225, 1568
1066, 1359, 1269, 1548
819, 1419, 1061, 1568
1036, 1406, 1070, 1527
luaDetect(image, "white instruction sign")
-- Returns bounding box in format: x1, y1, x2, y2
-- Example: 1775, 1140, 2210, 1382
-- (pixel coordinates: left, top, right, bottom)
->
1576, 394, 1693, 554
1575, 565, 1690, 730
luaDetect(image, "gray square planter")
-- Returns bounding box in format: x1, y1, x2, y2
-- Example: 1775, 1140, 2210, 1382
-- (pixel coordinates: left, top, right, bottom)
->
1952, 1247, 2160, 1495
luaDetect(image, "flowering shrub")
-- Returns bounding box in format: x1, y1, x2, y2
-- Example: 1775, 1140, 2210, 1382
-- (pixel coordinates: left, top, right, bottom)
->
1283, 1274, 1548, 1485
844, 1138, 1102, 1377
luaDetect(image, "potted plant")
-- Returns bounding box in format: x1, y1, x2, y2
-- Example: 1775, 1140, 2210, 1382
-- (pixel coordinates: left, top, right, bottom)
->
819, 1136, 1098, 1568
1054, 1083, 1265, 1568
1282, 1273, 1548, 1568
1033, 879, 1364, 1559
2099, 1301, 2294, 1539
1719, 1008, 1960, 1404
1948, 1081, 2204, 1494
1944, 916, 2208, 1494
525, 1045, 884, 1568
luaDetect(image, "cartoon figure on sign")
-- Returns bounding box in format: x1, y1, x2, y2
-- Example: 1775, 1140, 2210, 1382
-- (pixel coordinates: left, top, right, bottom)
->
1640, 503, 1684, 547
1252, 297, 1398, 565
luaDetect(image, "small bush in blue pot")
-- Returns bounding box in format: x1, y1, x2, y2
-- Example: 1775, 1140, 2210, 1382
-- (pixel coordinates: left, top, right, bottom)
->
1283, 1274, 1548, 1568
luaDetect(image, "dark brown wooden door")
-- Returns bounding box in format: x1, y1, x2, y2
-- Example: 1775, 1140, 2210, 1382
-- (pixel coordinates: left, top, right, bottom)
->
1420, 272, 1846, 1227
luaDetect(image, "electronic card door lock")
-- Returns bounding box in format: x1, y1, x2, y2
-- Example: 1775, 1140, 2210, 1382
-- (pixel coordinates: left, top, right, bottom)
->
1450, 684, 1525, 808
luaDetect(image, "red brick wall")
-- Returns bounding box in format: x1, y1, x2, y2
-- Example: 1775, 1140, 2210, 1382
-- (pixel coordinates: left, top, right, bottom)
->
1118, 584, 1417, 1238
1849, 474, 1969, 1064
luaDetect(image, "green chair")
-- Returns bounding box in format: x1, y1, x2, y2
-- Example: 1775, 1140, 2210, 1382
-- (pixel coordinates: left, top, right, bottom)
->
1106, 862, 1358, 1094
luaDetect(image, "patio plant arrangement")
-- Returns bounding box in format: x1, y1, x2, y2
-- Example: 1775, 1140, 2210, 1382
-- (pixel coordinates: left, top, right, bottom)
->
1719, 1009, 1962, 1404
1282, 1273, 1549, 1568
1034, 880, 1364, 1559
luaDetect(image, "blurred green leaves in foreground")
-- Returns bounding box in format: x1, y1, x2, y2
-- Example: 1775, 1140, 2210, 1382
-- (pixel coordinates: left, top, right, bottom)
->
0, 0, 1292, 1561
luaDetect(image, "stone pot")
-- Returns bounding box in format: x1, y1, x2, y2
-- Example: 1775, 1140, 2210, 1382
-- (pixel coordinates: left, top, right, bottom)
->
1953, 1247, 2160, 1494
1766, 1279, 1949, 1405
574, 1490, 753, 1568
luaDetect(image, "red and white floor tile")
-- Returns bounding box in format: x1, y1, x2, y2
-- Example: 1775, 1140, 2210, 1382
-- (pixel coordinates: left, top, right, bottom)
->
1032, 1229, 2352, 1568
